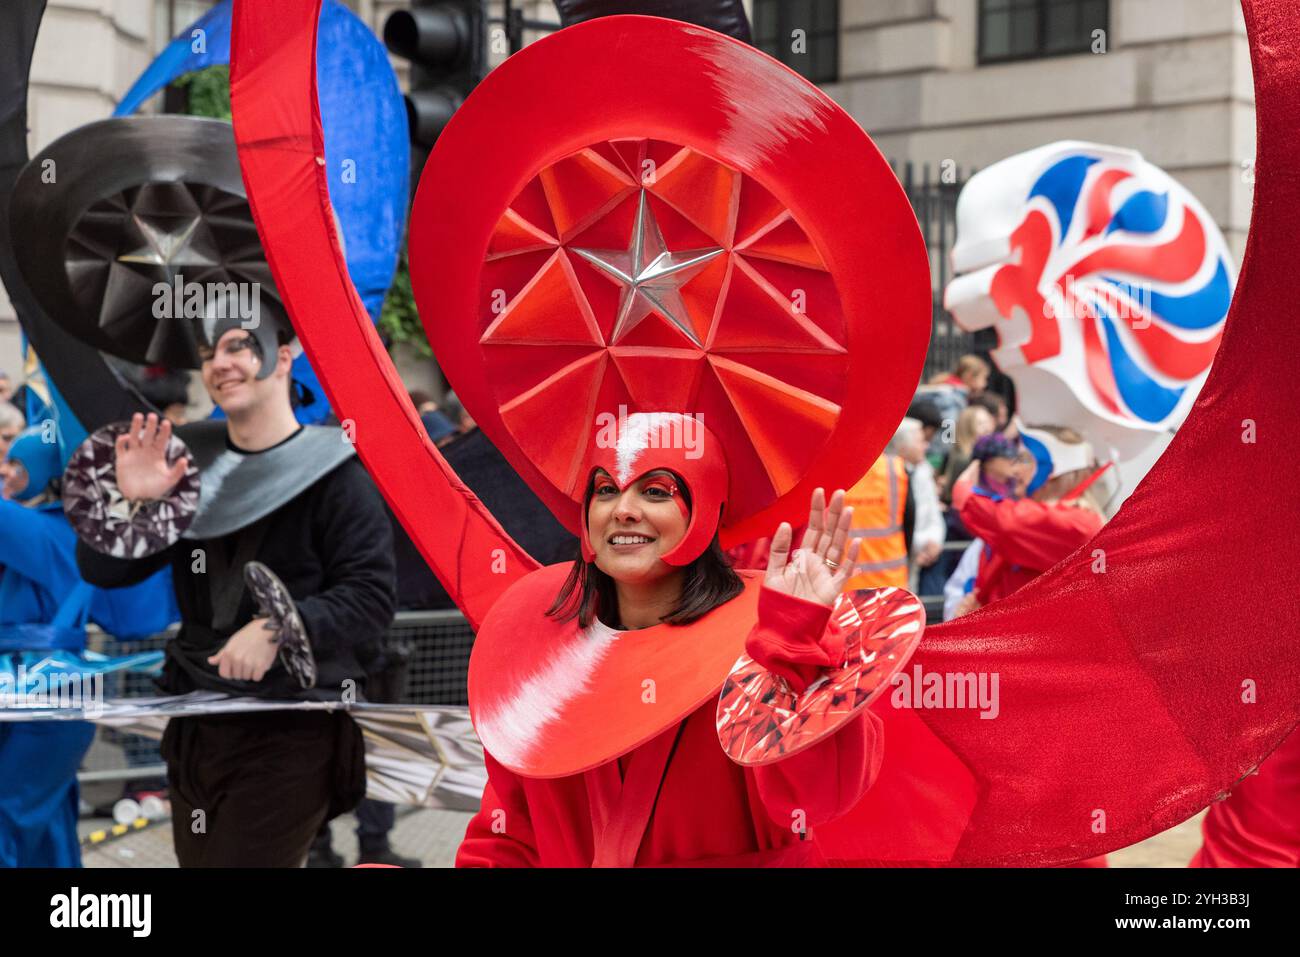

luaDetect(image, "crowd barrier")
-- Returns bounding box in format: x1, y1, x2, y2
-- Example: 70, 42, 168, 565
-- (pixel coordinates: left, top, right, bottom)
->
79, 570, 959, 790
78, 609, 477, 787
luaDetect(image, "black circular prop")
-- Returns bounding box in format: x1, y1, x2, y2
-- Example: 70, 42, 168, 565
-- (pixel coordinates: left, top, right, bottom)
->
9, 115, 286, 371
0, 0, 155, 429
244, 560, 317, 690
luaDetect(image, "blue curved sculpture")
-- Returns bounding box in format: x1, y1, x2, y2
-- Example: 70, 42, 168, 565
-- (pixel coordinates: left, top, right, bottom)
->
115, 0, 410, 423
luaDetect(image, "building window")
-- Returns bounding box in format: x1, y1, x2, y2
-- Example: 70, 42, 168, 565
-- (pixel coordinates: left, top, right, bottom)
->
979, 0, 1109, 63
753, 0, 839, 85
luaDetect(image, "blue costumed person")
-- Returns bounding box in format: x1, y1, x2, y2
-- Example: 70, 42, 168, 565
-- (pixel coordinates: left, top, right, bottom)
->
0, 426, 179, 867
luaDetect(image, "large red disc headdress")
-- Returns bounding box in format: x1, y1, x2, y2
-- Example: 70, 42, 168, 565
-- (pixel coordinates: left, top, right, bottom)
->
407, 15, 932, 547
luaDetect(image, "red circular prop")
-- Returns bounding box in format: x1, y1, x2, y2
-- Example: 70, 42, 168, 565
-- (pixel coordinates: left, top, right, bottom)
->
717, 588, 924, 766
409, 16, 931, 546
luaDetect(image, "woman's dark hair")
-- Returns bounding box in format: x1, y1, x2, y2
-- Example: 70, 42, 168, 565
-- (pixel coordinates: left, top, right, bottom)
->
546, 470, 744, 629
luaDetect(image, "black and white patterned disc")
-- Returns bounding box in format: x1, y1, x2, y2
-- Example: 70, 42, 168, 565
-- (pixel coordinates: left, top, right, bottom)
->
244, 560, 317, 689
62, 421, 200, 558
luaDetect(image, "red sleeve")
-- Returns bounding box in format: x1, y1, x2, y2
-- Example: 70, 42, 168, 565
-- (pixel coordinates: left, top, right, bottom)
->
455, 751, 541, 868
743, 587, 884, 828
960, 495, 1102, 572
753, 709, 884, 829
950, 476, 976, 511
744, 587, 837, 693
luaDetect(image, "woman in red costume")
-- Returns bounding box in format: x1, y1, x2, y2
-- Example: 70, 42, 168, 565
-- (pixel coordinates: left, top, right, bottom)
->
458, 413, 891, 867
227, 2, 1300, 870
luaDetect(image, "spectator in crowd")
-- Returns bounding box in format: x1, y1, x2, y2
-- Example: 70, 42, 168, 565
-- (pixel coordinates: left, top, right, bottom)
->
906, 396, 946, 468
943, 535, 984, 622
948, 427, 1105, 618
843, 441, 909, 590
405, 389, 461, 447
408, 390, 438, 415
0, 370, 13, 403
889, 418, 945, 588
939, 404, 996, 504
0, 402, 24, 460
915, 353, 991, 447
440, 390, 472, 433
930, 354, 990, 399
420, 409, 459, 448
919, 403, 999, 600
971, 391, 1011, 434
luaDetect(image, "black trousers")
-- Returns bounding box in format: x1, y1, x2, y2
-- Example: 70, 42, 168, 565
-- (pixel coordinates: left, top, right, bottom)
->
163, 710, 365, 867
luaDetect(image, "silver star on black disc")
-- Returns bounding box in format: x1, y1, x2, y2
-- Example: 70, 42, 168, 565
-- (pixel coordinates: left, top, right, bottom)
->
571, 189, 723, 346
116, 211, 214, 272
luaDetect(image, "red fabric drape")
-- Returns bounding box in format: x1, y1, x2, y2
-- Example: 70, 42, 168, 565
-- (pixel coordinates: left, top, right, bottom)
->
823, 0, 1300, 865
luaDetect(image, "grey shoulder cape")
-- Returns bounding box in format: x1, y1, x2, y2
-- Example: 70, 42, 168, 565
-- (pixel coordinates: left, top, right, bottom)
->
178, 422, 356, 540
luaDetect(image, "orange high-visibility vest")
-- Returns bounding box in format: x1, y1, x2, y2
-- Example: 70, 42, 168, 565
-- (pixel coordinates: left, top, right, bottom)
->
843, 454, 908, 590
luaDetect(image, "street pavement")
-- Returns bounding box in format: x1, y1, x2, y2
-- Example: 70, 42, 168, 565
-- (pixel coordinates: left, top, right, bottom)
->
76, 806, 1206, 868
78, 806, 474, 868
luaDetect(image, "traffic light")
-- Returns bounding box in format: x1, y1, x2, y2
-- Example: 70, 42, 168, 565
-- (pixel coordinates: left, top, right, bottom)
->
384, 1, 487, 193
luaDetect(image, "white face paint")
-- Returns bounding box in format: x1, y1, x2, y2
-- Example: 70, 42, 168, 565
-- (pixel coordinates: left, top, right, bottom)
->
613, 412, 698, 484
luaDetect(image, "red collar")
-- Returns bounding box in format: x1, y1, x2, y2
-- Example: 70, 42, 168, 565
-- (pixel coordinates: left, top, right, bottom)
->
468, 563, 761, 778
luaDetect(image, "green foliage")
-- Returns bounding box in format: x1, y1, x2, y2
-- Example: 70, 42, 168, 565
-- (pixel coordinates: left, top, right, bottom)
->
169, 65, 426, 360
173, 64, 232, 120
379, 250, 431, 357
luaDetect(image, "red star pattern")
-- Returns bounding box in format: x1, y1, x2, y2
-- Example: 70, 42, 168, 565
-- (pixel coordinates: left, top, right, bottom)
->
477, 138, 850, 516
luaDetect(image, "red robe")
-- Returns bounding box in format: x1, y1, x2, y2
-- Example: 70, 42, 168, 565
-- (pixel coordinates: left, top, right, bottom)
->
457, 589, 882, 867
458, 704, 881, 866
951, 482, 1108, 867
1192, 727, 1300, 867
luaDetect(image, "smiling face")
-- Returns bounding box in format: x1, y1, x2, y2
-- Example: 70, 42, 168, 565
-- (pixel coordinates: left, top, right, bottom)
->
587, 468, 689, 585
199, 328, 290, 416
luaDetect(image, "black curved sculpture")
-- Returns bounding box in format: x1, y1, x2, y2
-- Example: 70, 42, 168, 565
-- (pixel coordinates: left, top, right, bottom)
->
553, 0, 752, 43
11, 116, 282, 372
0, 0, 154, 427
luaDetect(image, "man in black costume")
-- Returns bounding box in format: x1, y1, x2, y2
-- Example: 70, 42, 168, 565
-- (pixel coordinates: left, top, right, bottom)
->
77, 308, 396, 867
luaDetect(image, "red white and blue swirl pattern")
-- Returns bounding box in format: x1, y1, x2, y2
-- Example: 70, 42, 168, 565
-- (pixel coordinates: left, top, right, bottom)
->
1000, 153, 1232, 425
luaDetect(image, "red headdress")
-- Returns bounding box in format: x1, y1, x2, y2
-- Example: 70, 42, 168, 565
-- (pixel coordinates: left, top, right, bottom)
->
403, 17, 932, 556
579, 411, 727, 565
